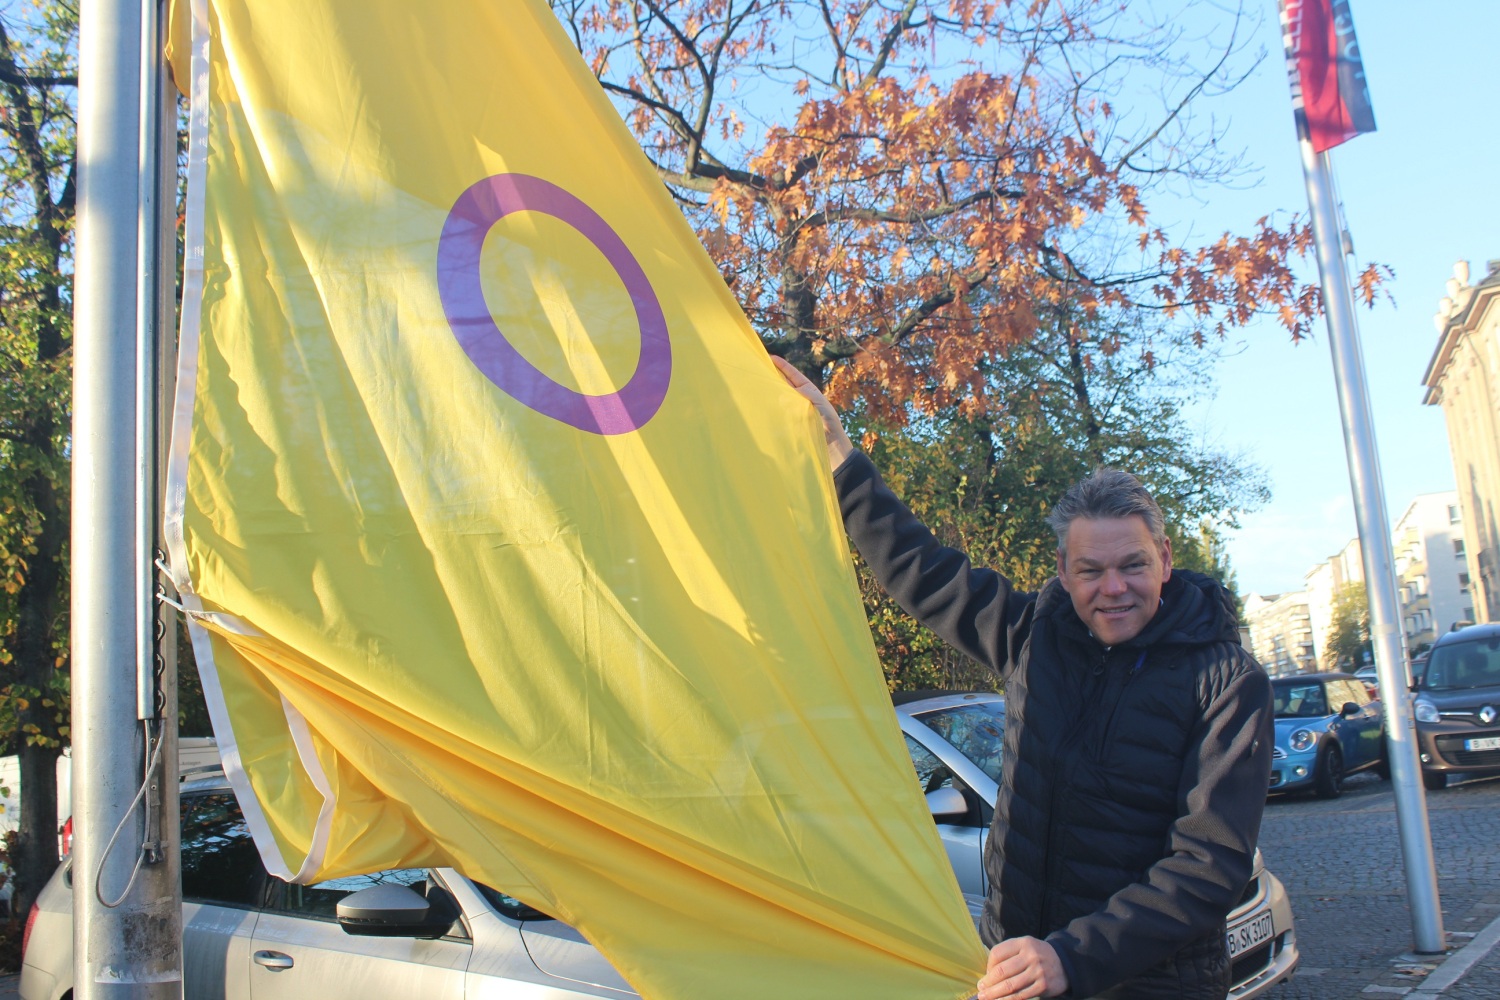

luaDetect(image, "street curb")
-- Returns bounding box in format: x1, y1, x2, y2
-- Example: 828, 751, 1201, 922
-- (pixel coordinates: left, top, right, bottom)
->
1412, 909, 1500, 994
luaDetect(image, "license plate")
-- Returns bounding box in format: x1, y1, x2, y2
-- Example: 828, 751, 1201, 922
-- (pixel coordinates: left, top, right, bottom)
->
1466, 736, 1500, 751
1226, 911, 1274, 957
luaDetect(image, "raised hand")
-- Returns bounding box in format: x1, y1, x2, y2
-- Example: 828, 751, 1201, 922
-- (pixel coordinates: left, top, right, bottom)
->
770, 355, 854, 471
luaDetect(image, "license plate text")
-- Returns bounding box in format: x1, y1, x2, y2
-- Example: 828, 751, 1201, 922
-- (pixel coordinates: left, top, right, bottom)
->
1226, 911, 1274, 957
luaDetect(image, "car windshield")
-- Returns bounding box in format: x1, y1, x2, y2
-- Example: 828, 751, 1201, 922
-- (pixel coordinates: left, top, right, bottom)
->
1271, 682, 1328, 718
1422, 637, 1500, 691
914, 702, 1004, 784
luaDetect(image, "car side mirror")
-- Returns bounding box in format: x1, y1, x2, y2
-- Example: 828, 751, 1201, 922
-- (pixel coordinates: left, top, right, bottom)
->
1341, 702, 1360, 718
925, 786, 968, 820
337, 884, 450, 939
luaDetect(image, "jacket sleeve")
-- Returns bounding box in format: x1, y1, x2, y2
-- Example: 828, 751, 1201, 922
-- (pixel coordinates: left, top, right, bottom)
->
1044, 658, 1275, 997
833, 450, 1035, 675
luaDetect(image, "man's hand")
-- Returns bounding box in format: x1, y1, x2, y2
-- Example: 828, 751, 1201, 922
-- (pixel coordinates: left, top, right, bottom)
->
975, 937, 1069, 1000
770, 356, 854, 471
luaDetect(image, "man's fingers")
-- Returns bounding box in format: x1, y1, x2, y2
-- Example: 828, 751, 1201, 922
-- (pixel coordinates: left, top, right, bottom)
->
984, 942, 1019, 971
768, 352, 854, 468
976, 939, 1066, 1000
976, 956, 1031, 998
981, 943, 1026, 981
770, 355, 810, 388
977, 969, 1039, 1000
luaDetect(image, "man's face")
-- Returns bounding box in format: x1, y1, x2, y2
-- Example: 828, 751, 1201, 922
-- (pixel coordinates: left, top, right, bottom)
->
1056, 516, 1173, 646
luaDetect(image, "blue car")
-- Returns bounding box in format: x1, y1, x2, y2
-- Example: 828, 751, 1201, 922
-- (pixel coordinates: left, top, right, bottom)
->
1269, 672, 1388, 798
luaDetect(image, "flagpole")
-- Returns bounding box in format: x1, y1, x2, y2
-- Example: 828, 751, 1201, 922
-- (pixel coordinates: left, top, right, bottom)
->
73, 0, 181, 992
1296, 140, 1445, 955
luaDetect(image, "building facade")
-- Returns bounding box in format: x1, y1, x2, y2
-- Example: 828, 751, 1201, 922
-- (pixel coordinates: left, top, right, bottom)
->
1391, 492, 1472, 653
1243, 591, 1317, 676
1304, 538, 1363, 668
1423, 259, 1500, 623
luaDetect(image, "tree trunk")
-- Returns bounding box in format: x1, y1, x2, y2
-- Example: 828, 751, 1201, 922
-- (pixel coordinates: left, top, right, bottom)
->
779, 259, 821, 385
11, 742, 61, 921
10, 429, 66, 920
1065, 333, 1104, 466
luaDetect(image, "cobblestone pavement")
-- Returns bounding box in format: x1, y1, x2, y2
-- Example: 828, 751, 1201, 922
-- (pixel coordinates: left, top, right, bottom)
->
1257, 769, 1500, 998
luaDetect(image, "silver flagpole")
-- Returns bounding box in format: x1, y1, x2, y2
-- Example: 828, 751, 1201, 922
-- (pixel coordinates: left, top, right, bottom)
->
73, 0, 182, 992
1296, 139, 1445, 954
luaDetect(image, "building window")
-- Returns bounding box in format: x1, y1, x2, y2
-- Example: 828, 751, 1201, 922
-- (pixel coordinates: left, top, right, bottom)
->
1449, 504, 1462, 524
1455, 539, 1467, 558
1460, 572, 1470, 591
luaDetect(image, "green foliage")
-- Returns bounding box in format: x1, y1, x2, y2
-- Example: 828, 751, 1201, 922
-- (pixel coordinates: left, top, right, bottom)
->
0, 0, 76, 741
1324, 582, 1372, 671
1171, 518, 1243, 620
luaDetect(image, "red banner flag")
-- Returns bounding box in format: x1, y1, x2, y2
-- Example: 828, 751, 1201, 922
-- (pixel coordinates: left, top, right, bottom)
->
1280, 0, 1376, 152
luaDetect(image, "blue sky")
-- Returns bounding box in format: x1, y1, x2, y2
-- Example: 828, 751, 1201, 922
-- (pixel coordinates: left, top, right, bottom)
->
1159, 1, 1500, 596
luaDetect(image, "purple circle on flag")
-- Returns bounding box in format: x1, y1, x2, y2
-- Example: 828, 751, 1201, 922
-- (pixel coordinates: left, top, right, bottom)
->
436, 173, 671, 435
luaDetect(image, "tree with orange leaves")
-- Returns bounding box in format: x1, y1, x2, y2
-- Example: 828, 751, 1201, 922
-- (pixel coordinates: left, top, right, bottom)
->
552, 0, 1383, 416
553, 0, 1394, 686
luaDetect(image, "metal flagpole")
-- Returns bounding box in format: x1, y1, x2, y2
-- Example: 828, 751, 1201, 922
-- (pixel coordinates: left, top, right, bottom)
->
73, 0, 182, 993
1296, 140, 1445, 954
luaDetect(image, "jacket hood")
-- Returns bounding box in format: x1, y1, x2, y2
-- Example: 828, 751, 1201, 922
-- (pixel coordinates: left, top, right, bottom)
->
1038, 568, 1241, 651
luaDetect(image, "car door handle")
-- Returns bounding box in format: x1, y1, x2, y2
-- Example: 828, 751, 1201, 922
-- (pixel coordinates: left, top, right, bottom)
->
253, 950, 294, 971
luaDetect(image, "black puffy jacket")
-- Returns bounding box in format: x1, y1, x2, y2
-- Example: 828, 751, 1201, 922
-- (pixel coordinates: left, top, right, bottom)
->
836, 453, 1273, 999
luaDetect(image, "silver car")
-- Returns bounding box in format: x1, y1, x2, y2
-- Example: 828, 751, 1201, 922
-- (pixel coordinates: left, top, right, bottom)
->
894, 691, 1300, 1000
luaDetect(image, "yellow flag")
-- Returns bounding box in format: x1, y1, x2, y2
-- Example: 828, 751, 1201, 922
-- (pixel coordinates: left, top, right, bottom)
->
163, 2, 984, 997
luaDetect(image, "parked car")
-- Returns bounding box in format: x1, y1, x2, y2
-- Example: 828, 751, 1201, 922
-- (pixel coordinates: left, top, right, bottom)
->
1268, 672, 1387, 798
23, 695, 1297, 1000
893, 692, 1297, 999
1352, 657, 1429, 698
1411, 623, 1500, 790
1409, 652, 1429, 687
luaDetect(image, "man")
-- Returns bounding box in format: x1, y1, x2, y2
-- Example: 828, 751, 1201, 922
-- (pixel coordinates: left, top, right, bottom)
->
773, 358, 1273, 1000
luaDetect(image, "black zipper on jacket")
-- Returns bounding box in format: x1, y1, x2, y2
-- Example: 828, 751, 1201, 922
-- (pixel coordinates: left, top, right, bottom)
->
1097, 650, 1149, 755
1037, 644, 1109, 932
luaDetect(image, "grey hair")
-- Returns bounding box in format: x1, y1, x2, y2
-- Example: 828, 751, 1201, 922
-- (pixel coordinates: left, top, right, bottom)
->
1046, 467, 1166, 551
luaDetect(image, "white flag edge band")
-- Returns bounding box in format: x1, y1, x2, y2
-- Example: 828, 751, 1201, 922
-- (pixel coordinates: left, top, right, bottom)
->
161, 0, 336, 885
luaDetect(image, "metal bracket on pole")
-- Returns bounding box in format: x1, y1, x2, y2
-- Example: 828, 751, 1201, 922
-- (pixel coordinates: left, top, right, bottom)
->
135, 0, 167, 725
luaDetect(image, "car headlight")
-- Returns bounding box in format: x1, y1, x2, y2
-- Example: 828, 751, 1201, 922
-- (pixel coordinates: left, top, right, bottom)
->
1289, 729, 1317, 752
1414, 700, 1440, 724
